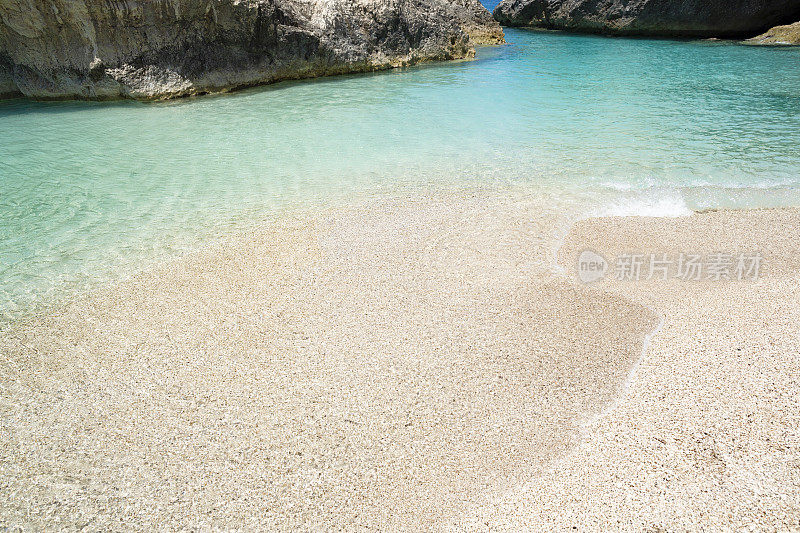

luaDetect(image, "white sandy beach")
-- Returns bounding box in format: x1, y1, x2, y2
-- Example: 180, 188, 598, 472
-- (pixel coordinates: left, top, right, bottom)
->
1, 191, 798, 530
468, 207, 800, 530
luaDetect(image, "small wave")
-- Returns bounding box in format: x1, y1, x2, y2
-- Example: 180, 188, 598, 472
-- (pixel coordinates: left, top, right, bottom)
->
596, 191, 693, 218
682, 185, 800, 211
597, 177, 800, 192
590, 182, 800, 218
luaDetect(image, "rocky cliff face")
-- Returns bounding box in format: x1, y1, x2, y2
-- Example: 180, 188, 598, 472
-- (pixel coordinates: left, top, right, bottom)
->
493, 0, 800, 38
0, 0, 503, 100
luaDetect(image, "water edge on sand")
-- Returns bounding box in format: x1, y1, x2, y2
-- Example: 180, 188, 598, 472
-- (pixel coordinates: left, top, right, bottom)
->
1, 189, 659, 529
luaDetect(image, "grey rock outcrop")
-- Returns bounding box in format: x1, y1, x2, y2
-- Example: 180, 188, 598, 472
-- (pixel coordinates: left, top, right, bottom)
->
0, 0, 503, 100
746, 21, 800, 45
493, 0, 800, 39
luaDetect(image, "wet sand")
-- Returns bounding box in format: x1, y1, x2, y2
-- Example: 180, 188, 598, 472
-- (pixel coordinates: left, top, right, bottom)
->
2, 192, 798, 530
467, 207, 800, 530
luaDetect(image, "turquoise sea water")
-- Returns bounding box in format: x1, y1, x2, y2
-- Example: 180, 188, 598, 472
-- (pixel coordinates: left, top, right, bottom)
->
2, 29, 800, 320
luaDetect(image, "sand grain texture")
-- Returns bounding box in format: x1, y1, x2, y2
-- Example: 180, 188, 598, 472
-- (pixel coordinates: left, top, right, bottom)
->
0, 191, 655, 530
3, 195, 798, 530
466, 208, 800, 531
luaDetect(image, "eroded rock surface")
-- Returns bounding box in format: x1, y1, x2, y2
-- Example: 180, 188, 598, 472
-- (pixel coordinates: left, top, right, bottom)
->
493, 0, 800, 38
0, 0, 503, 100
746, 21, 800, 45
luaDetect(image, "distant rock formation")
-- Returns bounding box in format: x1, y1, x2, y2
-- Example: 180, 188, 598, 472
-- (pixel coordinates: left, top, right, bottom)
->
0, 0, 503, 100
746, 21, 800, 45
493, 0, 800, 39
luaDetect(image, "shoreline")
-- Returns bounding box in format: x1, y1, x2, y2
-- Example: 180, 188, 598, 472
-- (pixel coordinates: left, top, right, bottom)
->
1, 176, 745, 329
0, 180, 588, 328
2, 194, 799, 529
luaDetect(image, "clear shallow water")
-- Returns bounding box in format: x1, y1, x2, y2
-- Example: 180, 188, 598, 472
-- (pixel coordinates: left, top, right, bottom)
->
2, 29, 800, 320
